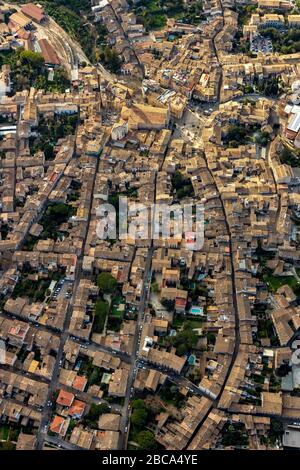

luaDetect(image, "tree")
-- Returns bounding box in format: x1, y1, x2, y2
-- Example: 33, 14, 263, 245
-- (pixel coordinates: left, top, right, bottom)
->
99, 47, 121, 73
44, 143, 55, 160
136, 430, 157, 450
132, 399, 145, 409
20, 50, 44, 69
0, 441, 15, 450
276, 363, 292, 377
244, 85, 254, 94
270, 418, 283, 435
161, 298, 175, 311
169, 321, 198, 356
131, 407, 148, 428
130, 399, 148, 429
207, 332, 216, 345
93, 299, 109, 333
171, 170, 194, 199
151, 282, 159, 294
97, 272, 118, 294
221, 422, 249, 447
279, 146, 300, 167
171, 170, 185, 190
83, 403, 109, 427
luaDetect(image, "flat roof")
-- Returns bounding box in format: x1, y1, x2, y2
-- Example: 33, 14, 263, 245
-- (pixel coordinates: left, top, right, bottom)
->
283, 426, 300, 448
287, 112, 300, 133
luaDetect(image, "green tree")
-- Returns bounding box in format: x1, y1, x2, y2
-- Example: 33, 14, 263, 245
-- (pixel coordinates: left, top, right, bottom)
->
130, 399, 148, 429
151, 282, 159, 294
136, 430, 157, 450
171, 170, 194, 199
169, 321, 198, 356
132, 399, 146, 409
97, 272, 118, 294
99, 47, 121, 73
161, 298, 175, 311
93, 299, 109, 333
83, 403, 109, 428
20, 50, 44, 69
131, 407, 148, 428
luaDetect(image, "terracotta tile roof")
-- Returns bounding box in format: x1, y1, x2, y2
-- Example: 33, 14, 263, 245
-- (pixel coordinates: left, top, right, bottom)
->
21, 3, 45, 23
68, 400, 86, 418
72, 375, 87, 392
56, 389, 74, 407
50, 415, 65, 434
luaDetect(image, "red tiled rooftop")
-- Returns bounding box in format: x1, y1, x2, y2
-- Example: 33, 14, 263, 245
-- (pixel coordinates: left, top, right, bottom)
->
68, 400, 86, 418
21, 3, 45, 23
56, 389, 74, 407
50, 415, 65, 434
38, 38, 60, 65
72, 375, 87, 392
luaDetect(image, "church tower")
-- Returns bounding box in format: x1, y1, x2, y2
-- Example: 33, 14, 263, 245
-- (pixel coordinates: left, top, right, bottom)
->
125, 90, 132, 108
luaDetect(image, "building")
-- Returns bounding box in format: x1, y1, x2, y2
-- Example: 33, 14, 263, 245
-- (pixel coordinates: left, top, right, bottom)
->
98, 413, 121, 431
258, 0, 292, 9
16, 433, 37, 450
49, 415, 70, 437
111, 120, 128, 141
56, 389, 74, 407
68, 400, 86, 419
108, 368, 129, 397
9, 12, 32, 30
21, 3, 46, 23
288, 15, 300, 28
38, 39, 60, 66
283, 425, 300, 449
120, 103, 170, 131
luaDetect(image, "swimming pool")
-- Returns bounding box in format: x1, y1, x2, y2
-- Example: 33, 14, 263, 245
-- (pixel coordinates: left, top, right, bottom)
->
189, 306, 203, 316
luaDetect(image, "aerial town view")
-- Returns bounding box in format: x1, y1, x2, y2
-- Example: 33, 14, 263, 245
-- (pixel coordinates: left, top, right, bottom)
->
2, 0, 300, 457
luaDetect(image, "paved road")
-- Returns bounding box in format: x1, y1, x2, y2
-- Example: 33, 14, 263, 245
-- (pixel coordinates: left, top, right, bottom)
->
136, 358, 217, 401
107, 2, 143, 79
36, 111, 95, 449
71, 334, 131, 364
119, 246, 154, 449
182, 148, 241, 448
0, 306, 131, 365
43, 434, 82, 450
57, 382, 122, 414
0, 363, 50, 385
